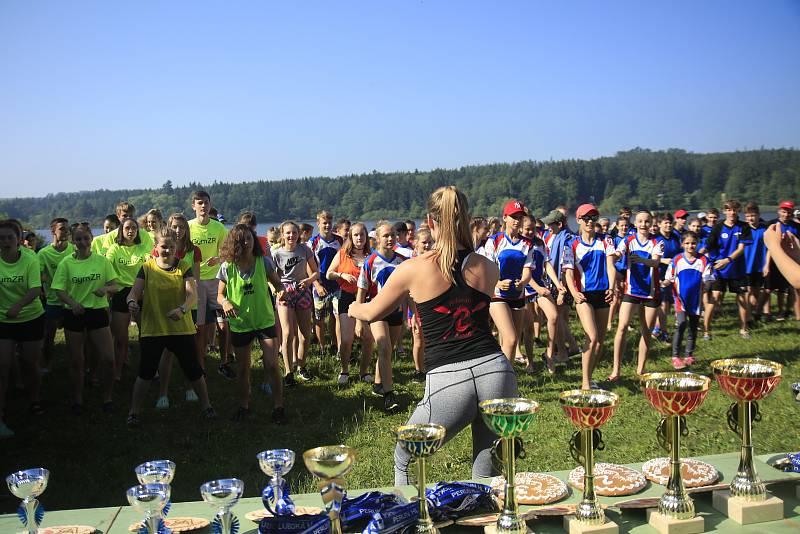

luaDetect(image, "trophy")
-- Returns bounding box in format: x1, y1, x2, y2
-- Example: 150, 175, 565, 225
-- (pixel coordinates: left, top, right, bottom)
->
710, 358, 784, 524
303, 445, 356, 534
257, 449, 295, 514
200, 478, 244, 534
395, 423, 447, 534
6, 468, 49, 534
479, 398, 539, 534
641, 372, 710, 534
135, 460, 176, 516
127, 483, 171, 534
559, 390, 619, 534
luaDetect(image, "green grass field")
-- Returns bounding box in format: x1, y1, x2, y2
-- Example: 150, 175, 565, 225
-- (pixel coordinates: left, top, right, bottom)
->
1, 302, 798, 514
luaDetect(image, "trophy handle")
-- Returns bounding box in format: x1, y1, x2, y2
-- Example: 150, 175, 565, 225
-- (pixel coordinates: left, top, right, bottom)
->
726, 401, 761, 435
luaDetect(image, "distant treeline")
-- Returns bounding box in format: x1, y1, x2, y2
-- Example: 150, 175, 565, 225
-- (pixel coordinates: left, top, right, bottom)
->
2, 147, 798, 228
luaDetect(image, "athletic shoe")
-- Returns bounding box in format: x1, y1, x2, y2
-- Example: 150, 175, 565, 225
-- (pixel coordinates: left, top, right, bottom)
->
589, 381, 600, 389
30, 402, 45, 416
361, 373, 375, 384
284, 373, 297, 388
201, 407, 217, 419
337, 373, 349, 386
271, 407, 287, 425
126, 413, 140, 428
740, 330, 751, 340
297, 368, 313, 382
411, 371, 426, 383
672, 356, 687, 370
371, 383, 384, 397
657, 331, 671, 343
384, 391, 399, 412
217, 362, 236, 380
260, 383, 273, 395
231, 407, 251, 422
208, 344, 219, 354
0, 421, 14, 438
155, 396, 170, 410
702, 333, 712, 341
185, 389, 199, 402
684, 355, 696, 366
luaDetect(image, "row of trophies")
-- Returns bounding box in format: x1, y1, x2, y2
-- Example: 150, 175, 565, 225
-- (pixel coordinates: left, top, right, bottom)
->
6, 358, 796, 534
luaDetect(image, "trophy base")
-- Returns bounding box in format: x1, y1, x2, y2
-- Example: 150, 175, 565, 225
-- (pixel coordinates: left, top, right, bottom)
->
562, 515, 619, 534
646, 509, 704, 534
711, 489, 783, 525
483, 524, 533, 534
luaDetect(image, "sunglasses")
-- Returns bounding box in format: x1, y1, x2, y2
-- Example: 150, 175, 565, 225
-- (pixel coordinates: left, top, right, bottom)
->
580, 215, 599, 223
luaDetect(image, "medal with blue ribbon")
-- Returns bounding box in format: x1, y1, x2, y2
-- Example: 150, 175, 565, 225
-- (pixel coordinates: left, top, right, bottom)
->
262, 478, 296, 516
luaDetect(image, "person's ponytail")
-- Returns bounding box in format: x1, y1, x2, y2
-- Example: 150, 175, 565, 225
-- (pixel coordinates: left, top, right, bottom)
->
428, 186, 473, 284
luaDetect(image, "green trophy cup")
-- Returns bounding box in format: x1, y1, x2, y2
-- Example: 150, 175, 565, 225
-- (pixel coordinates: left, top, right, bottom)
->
479, 398, 539, 534
395, 423, 447, 534
303, 445, 356, 534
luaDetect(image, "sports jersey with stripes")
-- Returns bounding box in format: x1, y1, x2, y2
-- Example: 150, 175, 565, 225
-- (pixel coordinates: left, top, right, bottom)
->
663, 253, 715, 315
358, 251, 404, 302
562, 235, 616, 292
616, 235, 664, 299
483, 233, 535, 300
309, 233, 343, 293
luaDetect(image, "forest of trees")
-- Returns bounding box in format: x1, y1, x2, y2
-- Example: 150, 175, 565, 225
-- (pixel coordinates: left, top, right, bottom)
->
2, 147, 798, 228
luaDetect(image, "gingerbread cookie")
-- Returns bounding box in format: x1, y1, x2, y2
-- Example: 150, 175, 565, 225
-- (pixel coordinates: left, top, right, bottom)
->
641, 457, 719, 488
568, 462, 647, 496
245, 506, 324, 522
490, 472, 568, 505
34, 527, 96, 534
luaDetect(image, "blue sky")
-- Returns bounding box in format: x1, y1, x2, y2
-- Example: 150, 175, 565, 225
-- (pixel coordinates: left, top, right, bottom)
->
1, 1, 799, 197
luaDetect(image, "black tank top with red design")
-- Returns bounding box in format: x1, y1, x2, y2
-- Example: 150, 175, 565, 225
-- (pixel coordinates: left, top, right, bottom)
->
416, 249, 501, 371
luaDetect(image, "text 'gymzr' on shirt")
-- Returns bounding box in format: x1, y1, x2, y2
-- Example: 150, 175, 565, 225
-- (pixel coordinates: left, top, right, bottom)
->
0, 248, 44, 323
616, 235, 664, 299
663, 253, 715, 315
707, 220, 752, 279
309, 233, 343, 294
96, 229, 154, 257
137, 258, 195, 337
51, 253, 117, 309
188, 218, 228, 280
358, 250, 404, 302
563, 235, 616, 292
482, 232, 535, 300
105, 242, 152, 288
217, 257, 277, 333
37, 243, 75, 306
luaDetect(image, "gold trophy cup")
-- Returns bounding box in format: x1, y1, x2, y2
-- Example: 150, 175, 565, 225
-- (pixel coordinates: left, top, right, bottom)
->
641, 372, 710, 534
303, 445, 356, 534
559, 389, 620, 534
479, 397, 539, 534
395, 423, 447, 534
710, 358, 784, 524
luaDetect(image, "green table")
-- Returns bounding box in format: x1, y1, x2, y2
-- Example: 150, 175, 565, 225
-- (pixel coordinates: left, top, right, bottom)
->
3, 452, 799, 533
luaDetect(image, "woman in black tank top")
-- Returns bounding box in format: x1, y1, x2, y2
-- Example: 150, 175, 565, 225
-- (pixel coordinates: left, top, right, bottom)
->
348, 186, 519, 483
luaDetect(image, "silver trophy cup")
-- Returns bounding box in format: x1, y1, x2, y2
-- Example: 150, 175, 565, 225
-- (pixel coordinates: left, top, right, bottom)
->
200, 478, 244, 534
6, 468, 49, 534
127, 483, 171, 534
257, 449, 295, 513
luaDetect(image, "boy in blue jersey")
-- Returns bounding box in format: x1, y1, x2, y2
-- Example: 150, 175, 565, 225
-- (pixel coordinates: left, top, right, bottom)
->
743, 202, 769, 324
705, 199, 753, 339
673, 209, 689, 237
309, 210, 343, 358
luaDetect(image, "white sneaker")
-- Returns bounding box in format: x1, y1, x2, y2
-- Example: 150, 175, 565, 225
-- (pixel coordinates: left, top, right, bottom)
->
337, 373, 349, 386
185, 389, 199, 402
361, 373, 375, 384
155, 396, 170, 410
0, 421, 15, 438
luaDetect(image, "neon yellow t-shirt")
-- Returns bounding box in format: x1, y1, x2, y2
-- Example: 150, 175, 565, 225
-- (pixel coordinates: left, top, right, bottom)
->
51, 253, 116, 309
0, 248, 44, 323
106, 242, 151, 288
99, 229, 154, 256
37, 243, 75, 306
188, 218, 228, 280
91, 233, 113, 257
139, 258, 196, 337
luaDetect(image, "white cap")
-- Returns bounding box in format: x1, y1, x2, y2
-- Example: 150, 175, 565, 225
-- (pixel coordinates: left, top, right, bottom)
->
697, 212, 707, 219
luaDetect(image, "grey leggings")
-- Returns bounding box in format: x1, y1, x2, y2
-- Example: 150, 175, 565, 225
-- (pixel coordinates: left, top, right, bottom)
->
394, 352, 518, 485
672, 312, 699, 357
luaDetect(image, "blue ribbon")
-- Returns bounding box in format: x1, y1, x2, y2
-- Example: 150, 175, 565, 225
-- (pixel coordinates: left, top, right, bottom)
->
17, 501, 45, 528
258, 513, 329, 534
363, 502, 418, 534
787, 452, 800, 473
340, 491, 401, 528
262, 479, 296, 516
426, 482, 495, 521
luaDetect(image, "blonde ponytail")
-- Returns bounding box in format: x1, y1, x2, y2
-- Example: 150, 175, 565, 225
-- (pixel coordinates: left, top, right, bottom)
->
428, 186, 473, 284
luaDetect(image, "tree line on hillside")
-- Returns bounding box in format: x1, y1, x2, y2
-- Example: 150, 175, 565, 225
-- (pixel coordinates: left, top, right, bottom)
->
2, 147, 798, 228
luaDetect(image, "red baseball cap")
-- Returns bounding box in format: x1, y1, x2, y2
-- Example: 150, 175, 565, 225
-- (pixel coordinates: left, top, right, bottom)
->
503, 199, 526, 217
575, 203, 599, 219
674, 209, 689, 218
779, 200, 795, 210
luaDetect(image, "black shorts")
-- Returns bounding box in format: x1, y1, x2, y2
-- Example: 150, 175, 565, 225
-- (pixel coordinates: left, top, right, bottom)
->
746, 272, 764, 289
622, 294, 660, 308
580, 290, 610, 309
374, 309, 404, 327
139, 335, 203, 381
230, 325, 278, 348
110, 286, 133, 313
63, 308, 110, 332
0, 313, 44, 342
711, 277, 747, 294
491, 297, 526, 310
337, 290, 356, 316
765, 264, 790, 293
